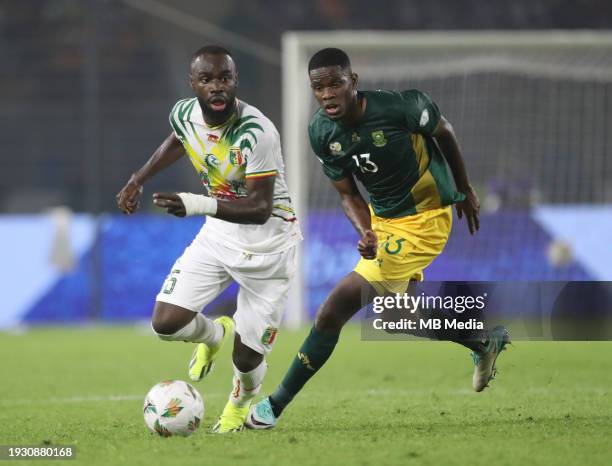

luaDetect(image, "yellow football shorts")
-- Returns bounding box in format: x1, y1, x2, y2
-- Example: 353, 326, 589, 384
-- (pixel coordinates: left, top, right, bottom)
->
353, 205, 452, 295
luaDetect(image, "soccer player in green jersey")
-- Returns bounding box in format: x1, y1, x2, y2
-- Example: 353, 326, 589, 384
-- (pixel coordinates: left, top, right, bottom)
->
247, 48, 509, 429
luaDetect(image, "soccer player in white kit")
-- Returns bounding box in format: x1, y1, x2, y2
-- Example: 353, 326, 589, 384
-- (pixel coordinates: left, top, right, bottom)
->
116, 45, 301, 433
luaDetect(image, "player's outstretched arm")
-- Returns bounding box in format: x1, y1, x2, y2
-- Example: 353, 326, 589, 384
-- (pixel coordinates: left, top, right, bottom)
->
116, 132, 185, 214
153, 175, 275, 225
331, 176, 377, 259
432, 116, 480, 234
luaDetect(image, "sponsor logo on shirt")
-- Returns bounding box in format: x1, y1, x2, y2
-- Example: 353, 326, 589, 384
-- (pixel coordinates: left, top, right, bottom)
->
351, 132, 361, 143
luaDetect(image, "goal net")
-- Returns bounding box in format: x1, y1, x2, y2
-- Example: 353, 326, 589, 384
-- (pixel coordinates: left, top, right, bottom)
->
282, 31, 612, 327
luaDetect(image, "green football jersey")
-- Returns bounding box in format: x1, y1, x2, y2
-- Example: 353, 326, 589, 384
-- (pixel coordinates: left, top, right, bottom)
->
308, 89, 465, 218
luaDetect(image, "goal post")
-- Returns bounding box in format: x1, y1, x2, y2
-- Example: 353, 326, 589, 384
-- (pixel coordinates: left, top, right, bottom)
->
282, 31, 612, 328
281, 34, 310, 330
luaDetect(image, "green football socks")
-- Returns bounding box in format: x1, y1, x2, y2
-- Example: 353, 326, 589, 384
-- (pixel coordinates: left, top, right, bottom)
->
269, 326, 339, 417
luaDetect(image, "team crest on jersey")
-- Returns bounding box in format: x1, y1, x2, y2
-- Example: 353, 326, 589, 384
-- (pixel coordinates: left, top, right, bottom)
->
329, 141, 343, 156
205, 154, 220, 168
261, 326, 278, 346
207, 133, 219, 143
229, 147, 244, 166
351, 132, 361, 143
371, 130, 387, 147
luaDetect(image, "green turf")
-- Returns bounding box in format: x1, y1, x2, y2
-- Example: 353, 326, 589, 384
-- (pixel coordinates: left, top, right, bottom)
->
1, 325, 611, 466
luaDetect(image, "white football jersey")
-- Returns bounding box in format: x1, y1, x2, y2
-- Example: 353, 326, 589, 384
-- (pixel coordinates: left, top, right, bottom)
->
169, 98, 302, 254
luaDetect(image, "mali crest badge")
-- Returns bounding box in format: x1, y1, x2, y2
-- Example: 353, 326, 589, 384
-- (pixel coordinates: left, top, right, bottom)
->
371, 130, 387, 147
261, 326, 278, 346
229, 147, 244, 166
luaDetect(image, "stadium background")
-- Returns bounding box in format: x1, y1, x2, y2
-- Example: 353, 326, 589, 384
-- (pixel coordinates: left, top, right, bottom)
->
2, 0, 612, 329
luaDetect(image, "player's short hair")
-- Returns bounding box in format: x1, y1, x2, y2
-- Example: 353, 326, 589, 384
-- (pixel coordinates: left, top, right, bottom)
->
308, 48, 351, 72
191, 45, 233, 64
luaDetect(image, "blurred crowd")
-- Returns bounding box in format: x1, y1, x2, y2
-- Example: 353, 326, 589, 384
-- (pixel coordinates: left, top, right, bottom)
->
1, 0, 609, 212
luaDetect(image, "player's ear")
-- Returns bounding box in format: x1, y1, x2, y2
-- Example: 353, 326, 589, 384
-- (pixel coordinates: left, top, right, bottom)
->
234, 71, 239, 88
188, 73, 196, 92
351, 72, 359, 88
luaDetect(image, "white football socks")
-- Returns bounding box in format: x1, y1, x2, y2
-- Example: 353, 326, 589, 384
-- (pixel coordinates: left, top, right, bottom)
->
229, 360, 267, 408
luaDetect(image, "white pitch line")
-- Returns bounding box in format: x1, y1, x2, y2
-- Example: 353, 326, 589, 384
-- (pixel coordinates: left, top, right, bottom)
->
2, 387, 608, 408
0, 395, 140, 407
0, 392, 225, 407
362, 387, 611, 396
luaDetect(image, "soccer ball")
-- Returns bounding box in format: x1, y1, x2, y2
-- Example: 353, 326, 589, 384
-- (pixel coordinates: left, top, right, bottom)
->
143, 380, 204, 437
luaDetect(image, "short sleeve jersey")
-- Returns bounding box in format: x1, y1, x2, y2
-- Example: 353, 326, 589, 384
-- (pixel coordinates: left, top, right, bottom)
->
308, 90, 465, 218
169, 98, 302, 254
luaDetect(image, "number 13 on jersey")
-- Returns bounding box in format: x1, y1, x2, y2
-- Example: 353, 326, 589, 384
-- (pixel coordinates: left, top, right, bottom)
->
352, 153, 378, 173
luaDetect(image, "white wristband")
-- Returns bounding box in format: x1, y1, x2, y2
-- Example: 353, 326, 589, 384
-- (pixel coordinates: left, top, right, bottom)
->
177, 193, 218, 216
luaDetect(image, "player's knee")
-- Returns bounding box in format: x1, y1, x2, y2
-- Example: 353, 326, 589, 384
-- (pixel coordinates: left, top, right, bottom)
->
151, 314, 184, 338
314, 273, 366, 333
151, 302, 194, 337
314, 291, 351, 332
233, 353, 263, 372
151, 320, 175, 339
314, 308, 345, 333
232, 341, 264, 372
151, 316, 167, 335
151, 318, 196, 342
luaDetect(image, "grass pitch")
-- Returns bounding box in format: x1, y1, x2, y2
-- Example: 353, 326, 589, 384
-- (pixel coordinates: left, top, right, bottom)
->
1, 324, 611, 466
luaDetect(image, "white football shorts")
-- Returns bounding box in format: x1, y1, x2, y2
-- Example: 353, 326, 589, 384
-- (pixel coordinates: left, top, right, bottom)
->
155, 233, 297, 354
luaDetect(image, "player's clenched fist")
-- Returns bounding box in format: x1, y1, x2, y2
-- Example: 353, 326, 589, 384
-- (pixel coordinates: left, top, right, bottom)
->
357, 229, 377, 260
153, 192, 186, 217
116, 175, 143, 214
